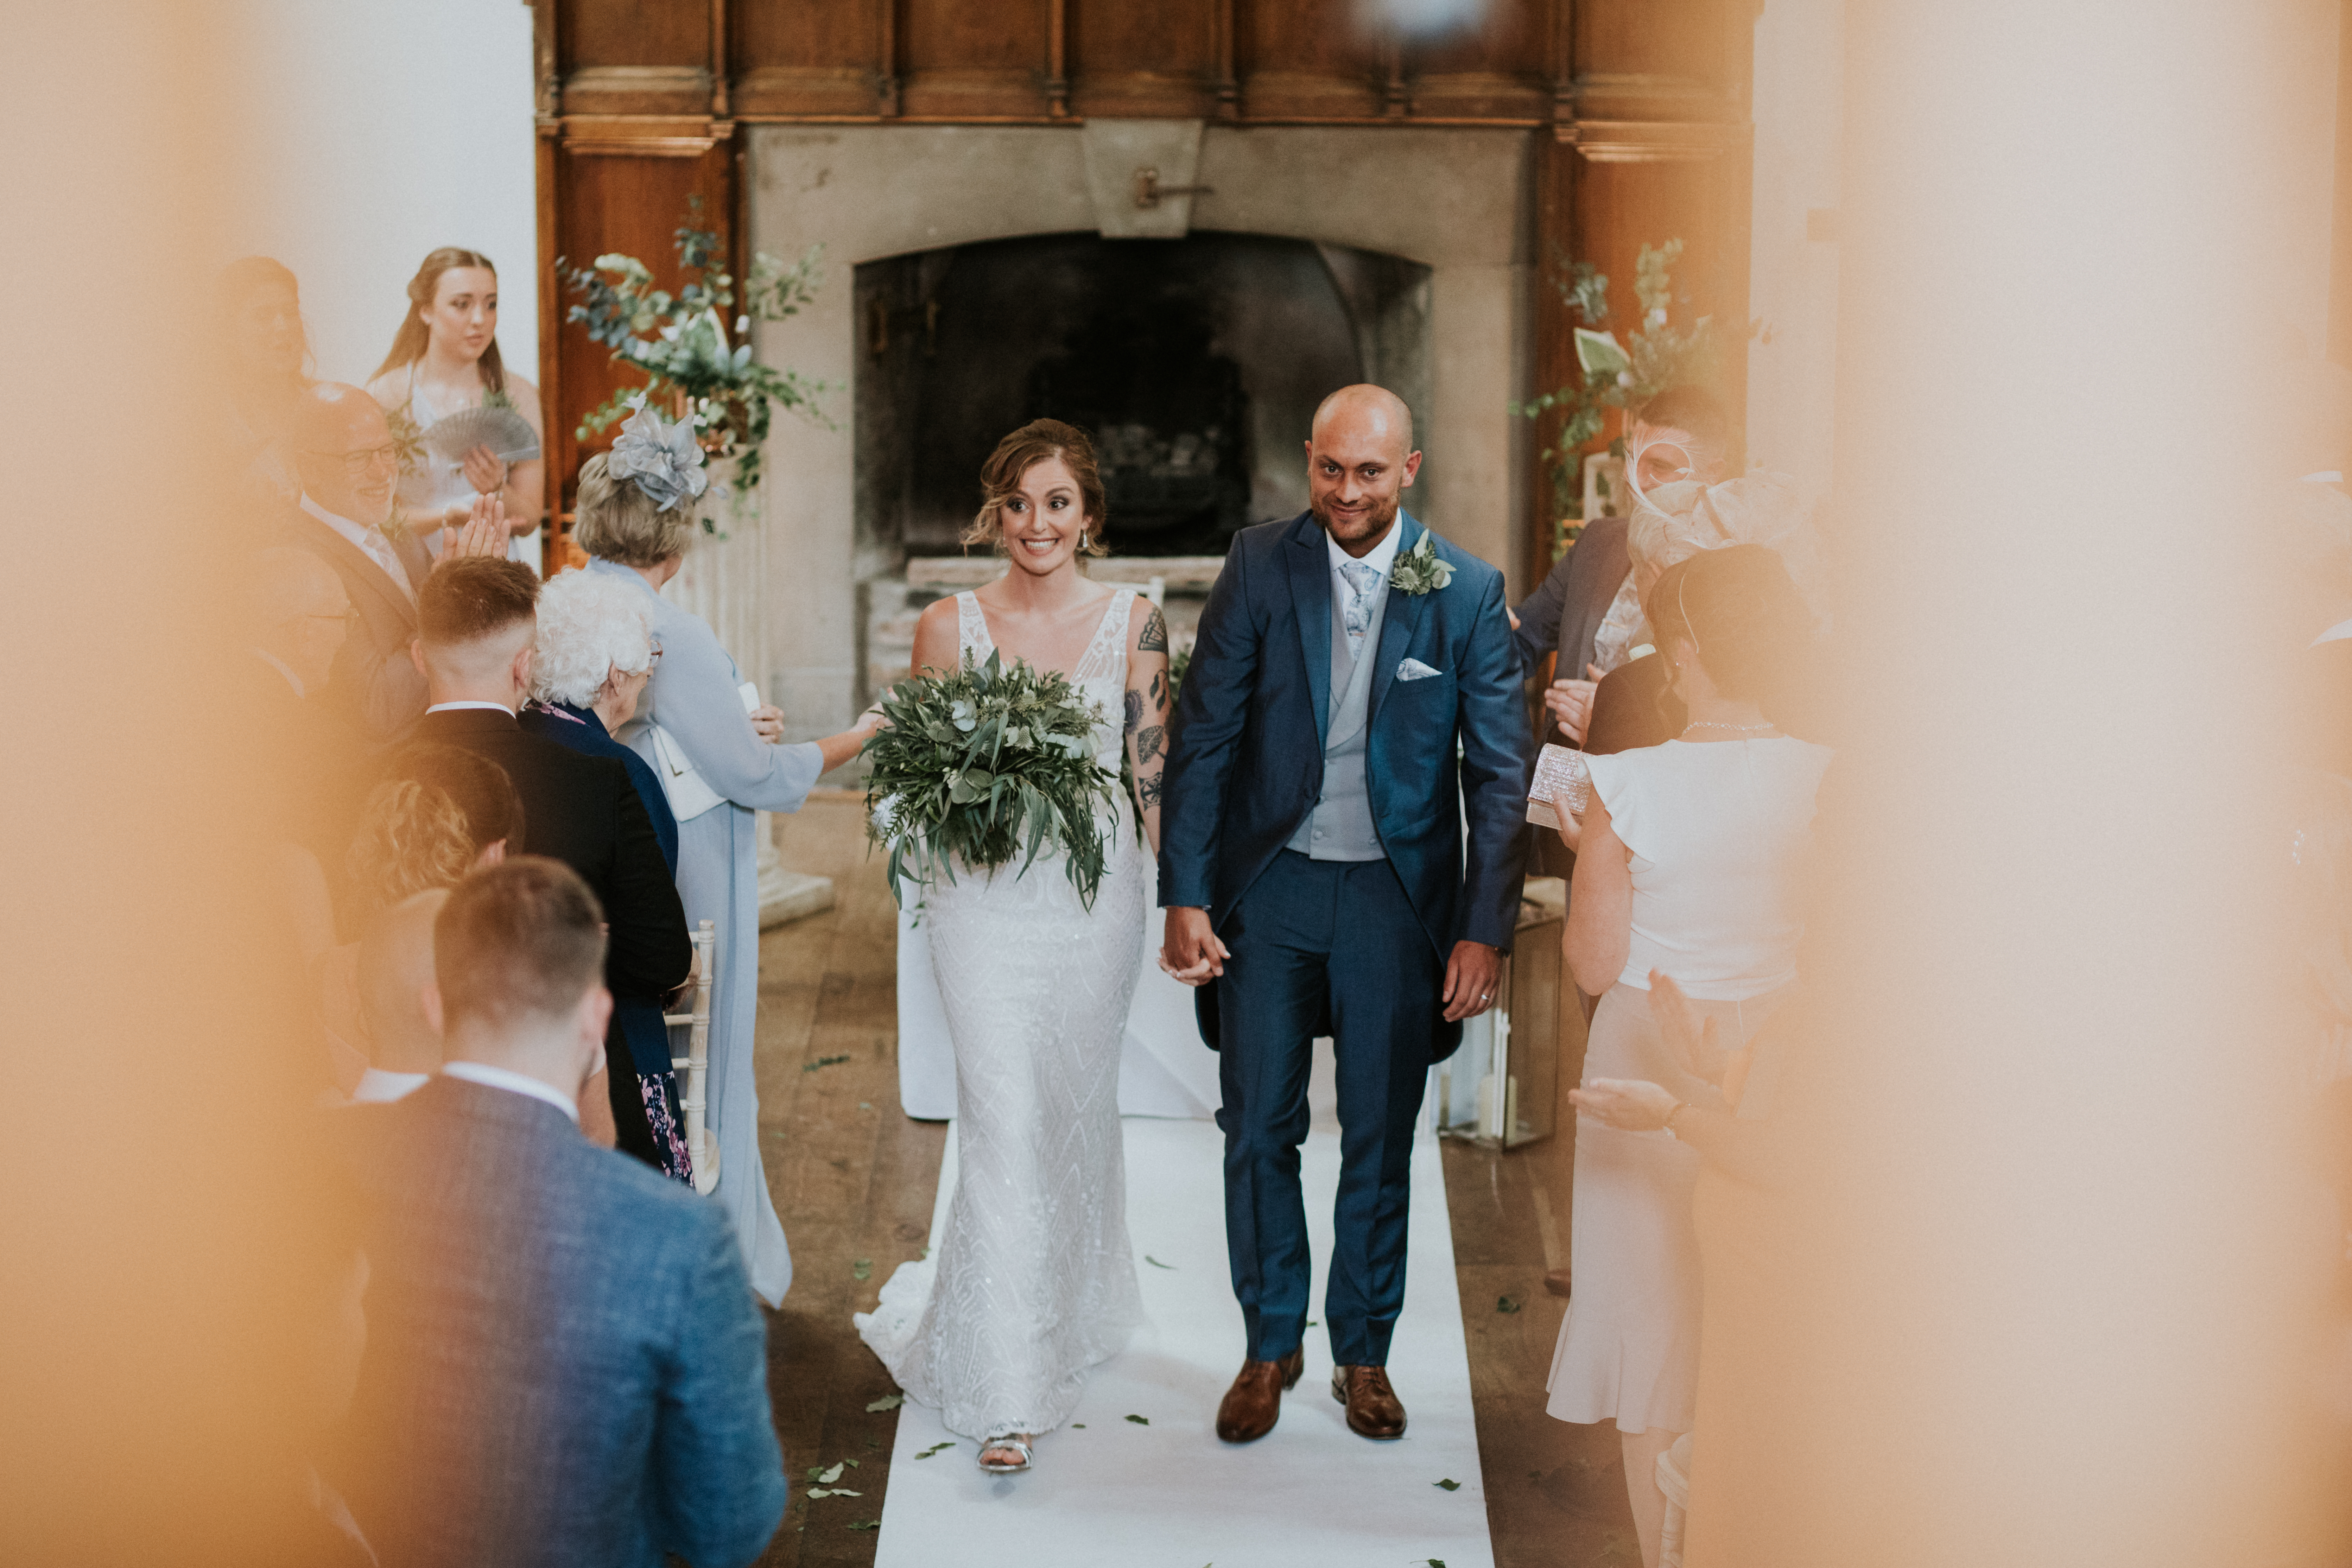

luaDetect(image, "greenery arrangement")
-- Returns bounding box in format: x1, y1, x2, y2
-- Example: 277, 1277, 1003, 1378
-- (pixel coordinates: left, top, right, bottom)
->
1509, 239, 1719, 555
864, 651, 1121, 909
558, 204, 829, 530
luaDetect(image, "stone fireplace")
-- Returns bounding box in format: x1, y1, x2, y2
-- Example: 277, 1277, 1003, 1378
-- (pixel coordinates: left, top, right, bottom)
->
747, 121, 1536, 738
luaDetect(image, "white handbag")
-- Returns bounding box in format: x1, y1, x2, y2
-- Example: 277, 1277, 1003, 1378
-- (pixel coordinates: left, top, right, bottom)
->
647, 681, 760, 823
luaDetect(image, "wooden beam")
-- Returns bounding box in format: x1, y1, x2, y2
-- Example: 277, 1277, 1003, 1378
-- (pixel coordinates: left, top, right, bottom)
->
1046, 0, 1070, 118
709, 0, 729, 116
532, 0, 560, 119
534, 120, 564, 572
1213, 0, 1239, 120
877, 0, 901, 116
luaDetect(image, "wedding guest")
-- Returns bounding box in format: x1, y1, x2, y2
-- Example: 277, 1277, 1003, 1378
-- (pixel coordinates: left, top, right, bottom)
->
1584, 472, 1818, 757
217, 256, 315, 508
1511, 387, 1733, 749
275, 384, 508, 739
367, 247, 546, 568
1546, 543, 1829, 1568
407, 556, 691, 1170
338, 858, 788, 1568
346, 889, 451, 1105
520, 567, 691, 1179
575, 404, 881, 1304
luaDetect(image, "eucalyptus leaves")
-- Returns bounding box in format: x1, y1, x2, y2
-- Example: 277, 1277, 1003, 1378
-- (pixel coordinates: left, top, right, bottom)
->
864, 651, 1120, 909
1389, 532, 1455, 596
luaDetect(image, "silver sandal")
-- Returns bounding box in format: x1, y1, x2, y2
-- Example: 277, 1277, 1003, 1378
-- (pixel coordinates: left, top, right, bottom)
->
977, 1434, 1034, 1473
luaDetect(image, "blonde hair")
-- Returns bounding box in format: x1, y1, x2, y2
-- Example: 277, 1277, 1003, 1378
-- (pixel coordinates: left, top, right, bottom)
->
573, 452, 697, 567
962, 419, 1108, 557
345, 780, 476, 915
373, 247, 506, 391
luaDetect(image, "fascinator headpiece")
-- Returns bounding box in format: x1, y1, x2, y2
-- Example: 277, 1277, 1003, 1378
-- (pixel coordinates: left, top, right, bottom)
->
607, 399, 711, 513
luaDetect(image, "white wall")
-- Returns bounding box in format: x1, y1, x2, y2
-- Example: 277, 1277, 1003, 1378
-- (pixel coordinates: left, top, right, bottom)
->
1744, 0, 1845, 497
232, 0, 538, 390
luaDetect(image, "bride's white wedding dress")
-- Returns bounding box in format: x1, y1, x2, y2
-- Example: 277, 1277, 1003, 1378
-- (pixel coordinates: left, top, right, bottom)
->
855, 589, 1146, 1440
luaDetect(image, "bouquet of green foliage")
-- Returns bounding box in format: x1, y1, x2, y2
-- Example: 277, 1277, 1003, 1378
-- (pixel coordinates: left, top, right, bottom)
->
864, 650, 1120, 909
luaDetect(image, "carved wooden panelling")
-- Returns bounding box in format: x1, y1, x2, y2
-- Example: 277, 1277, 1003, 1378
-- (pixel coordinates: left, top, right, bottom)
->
1068, 0, 1222, 120
558, 0, 712, 115
898, 0, 1055, 119
1235, 0, 1385, 120
735, 0, 892, 119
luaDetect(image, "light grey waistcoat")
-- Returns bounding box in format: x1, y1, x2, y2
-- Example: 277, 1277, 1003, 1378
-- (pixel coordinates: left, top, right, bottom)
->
1287, 581, 1389, 861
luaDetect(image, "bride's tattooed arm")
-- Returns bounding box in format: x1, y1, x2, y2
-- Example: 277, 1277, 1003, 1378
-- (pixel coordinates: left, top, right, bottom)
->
1126, 602, 1173, 853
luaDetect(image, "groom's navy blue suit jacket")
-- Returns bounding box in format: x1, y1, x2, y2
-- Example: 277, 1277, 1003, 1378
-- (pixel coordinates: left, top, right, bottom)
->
1160, 509, 1529, 1045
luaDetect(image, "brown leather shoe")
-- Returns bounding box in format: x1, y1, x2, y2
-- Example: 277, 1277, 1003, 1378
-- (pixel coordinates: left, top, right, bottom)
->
1215, 1347, 1305, 1442
1331, 1364, 1407, 1440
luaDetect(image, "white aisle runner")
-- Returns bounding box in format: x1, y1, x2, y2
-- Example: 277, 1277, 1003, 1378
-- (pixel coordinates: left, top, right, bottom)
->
872, 1115, 1494, 1568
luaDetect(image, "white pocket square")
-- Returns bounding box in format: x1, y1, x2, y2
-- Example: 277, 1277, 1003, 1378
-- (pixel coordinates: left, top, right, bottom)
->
1396, 658, 1443, 681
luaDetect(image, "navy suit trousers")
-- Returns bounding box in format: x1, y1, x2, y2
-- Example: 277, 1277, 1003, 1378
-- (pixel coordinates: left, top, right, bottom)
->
1216, 850, 1439, 1367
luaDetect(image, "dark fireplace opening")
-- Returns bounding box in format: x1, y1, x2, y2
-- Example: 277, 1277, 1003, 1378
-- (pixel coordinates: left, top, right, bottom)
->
856, 231, 1430, 560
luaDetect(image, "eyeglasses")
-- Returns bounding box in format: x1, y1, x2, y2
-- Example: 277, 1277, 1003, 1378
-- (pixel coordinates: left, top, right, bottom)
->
303, 443, 402, 477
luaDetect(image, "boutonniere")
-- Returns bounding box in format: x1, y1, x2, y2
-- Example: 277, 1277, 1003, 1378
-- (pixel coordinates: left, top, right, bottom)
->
1389, 532, 1455, 596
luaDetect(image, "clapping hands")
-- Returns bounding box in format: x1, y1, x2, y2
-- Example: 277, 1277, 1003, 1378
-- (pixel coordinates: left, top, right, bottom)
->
1543, 662, 1603, 745
441, 492, 511, 560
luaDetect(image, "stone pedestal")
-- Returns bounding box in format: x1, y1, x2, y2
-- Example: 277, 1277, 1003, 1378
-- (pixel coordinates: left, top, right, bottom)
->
666, 466, 836, 927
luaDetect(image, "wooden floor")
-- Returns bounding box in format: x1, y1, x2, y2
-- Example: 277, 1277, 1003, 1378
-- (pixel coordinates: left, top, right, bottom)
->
749, 794, 1631, 1566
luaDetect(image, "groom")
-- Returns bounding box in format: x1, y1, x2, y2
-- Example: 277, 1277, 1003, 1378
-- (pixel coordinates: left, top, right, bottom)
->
1160, 384, 1528, 1443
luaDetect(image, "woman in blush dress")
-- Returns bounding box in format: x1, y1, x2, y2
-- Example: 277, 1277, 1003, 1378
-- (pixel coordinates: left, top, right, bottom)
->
856, 420, 1172, 1475
573, 405, 881, 1304
1545, 543, 1830, 1568
366, 248, 546, 569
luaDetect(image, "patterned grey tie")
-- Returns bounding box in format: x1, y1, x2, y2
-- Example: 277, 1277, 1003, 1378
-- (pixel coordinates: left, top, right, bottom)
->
1339, 559, 1381, 646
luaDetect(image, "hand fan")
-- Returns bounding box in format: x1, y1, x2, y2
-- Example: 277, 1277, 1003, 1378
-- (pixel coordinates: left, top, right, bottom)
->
422, 404, 541, 466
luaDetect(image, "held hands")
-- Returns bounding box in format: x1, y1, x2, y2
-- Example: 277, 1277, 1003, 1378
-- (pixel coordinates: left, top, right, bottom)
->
1647, 971, 1731, 1087
461, 442, 508, 497
1157, 906, 1226, 987
1569, 1077, 1680, 1132
1441, 940, 1503, 1022
749, 704, 786, 744
441, 492, 510, 560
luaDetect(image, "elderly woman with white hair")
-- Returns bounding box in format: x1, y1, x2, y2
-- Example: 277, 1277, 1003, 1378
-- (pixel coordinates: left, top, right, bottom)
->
517, 567, 692, 1180
1584, 472, 1820, 756
573, 405, 883, 1306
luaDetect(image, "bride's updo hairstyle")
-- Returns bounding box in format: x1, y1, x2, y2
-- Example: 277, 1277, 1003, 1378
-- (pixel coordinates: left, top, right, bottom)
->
573, 451, 698, 567
963, 419, 1109, 557
1649, 544, 1813, 715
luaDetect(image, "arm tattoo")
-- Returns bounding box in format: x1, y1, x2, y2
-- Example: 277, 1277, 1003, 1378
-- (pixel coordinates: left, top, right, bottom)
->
1139, 770, 1165, 810
1137, 724, 1166, 764
1123, 688, 1143, 735
1138, 605, 1169, 653
1148, 669, 1166, 707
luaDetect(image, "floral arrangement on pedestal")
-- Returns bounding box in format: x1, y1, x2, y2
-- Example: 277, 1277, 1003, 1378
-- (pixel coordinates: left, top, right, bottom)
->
863, 651, 1121, 910
559, 205, 829, 534
1509, 239, 1720, 559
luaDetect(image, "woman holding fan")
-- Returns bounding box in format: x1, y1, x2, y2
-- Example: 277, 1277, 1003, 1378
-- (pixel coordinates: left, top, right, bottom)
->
367, 247, 546, 568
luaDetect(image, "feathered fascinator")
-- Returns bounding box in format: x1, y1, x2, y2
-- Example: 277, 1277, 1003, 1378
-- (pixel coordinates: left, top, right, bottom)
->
607, 399, 711, 513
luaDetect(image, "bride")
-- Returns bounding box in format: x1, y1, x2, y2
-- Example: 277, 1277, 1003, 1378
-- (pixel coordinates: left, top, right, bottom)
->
856, 419, 1173, 1474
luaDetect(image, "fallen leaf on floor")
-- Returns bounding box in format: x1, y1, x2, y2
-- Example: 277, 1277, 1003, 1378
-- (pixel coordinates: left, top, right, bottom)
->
1071, 1423, 1085, 1429
865, 1393, 902, 1411
1306, 1319, 1319, 1327
1425, 1560, 1447, 1567
859, 1102, 873, 1110
1433, 1478, 1461, 1491
852, 1259, 873, 1280
1124, 1414, 1149, 1425
806, 1486, 864, 1499
848, 1519, 880, 1531
843, 1458, 862, 1468
865, 1437, 880, 1449
914, 1441, 956, 1459
803, 1054, 851, 1072
1496, 1296, 1521, 1314
1144, 1255, 1175, 1269
816, 1462, 845, 1485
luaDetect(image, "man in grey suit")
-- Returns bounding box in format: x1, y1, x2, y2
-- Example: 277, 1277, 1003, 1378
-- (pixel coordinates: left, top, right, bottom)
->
339, 857, 786, 1568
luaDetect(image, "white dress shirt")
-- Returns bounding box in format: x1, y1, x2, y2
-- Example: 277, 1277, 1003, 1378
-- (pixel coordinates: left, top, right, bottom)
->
302, 492, 415, 604
424, 701, 517, 716
1325, 516, 1404, 643
441, 1061, 582, 1123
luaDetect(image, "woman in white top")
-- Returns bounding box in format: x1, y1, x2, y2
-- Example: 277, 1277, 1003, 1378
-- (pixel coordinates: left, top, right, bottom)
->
1545, 542, 1830, 1568
366, 248, 546, 569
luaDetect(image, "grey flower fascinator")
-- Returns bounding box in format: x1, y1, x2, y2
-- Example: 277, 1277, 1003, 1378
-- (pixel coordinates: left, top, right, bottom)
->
607, 399, 711, 513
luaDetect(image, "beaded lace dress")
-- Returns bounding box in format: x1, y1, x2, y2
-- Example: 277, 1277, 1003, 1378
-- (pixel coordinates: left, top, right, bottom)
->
855, 589, 1146, 1439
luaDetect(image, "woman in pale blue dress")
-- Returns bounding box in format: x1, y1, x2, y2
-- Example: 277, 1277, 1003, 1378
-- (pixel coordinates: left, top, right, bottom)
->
571, 405, 880, 1304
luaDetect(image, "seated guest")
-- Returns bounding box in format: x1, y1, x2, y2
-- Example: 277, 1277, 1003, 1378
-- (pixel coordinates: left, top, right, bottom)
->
340, 858, 788, 1567
407, 557, 692, 1170
1512, 386, 1734, 749
520, 567, 691, 1179
347, 889, 450, 1105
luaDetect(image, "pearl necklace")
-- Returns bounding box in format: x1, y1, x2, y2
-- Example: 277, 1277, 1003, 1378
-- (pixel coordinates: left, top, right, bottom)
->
1682, 719, 1777, 736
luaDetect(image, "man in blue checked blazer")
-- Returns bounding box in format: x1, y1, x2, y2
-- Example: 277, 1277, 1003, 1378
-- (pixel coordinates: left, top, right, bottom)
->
1159, 384, 1529, 1447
